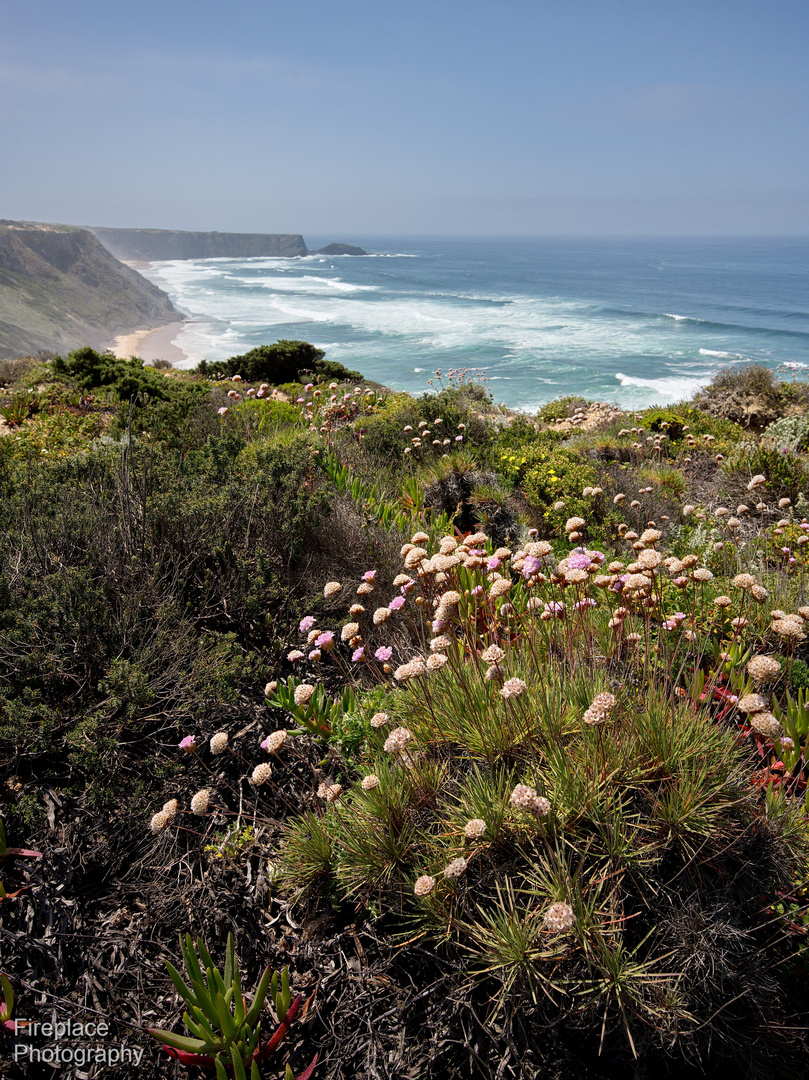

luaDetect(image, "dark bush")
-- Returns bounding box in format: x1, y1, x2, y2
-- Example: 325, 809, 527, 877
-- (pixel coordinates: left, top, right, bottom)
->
0, 433, 332, 800
195, 341, 362, 384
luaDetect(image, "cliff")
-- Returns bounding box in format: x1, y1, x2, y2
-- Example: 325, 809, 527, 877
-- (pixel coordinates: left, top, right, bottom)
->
0, 220, 180, 360
91, 228, 308, 262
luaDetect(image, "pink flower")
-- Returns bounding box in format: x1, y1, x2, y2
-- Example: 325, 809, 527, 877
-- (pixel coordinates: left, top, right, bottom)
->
522, 555, 542, 578
567, 551, 592, 570
179, 735, 196, 753
217, 406, 228, 416
305, 383, 314, 391
315, 631, 335, 649
455, 435, 463, 441
389, 596, 405, 611
352, 647, 365, 661
471, 585, 484, 597
375, 646, 393, 661
487, 556, 501, 570
308, 649, 321, 661
299, 615, 316, 633
363, 570, 377, 582
574, 598, 597, 610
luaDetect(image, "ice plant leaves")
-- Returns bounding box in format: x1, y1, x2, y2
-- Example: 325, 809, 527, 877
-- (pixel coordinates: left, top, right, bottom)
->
147, 933, 315, 1078
267, 676, 359, 739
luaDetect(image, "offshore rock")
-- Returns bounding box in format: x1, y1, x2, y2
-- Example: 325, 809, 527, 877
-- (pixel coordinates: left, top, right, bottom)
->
312, 243, 367, 256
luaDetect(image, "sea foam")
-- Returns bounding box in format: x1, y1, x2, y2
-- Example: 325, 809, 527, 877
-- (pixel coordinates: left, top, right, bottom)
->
140, 237, 809, 409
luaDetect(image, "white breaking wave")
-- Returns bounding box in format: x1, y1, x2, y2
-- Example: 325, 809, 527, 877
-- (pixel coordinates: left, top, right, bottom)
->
137, 245, 808, 409
698, 348, 754, 361
614, 372, 708, 401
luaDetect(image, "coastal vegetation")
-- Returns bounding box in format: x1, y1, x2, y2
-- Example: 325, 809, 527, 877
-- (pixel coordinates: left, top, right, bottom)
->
2, 348, 809, 1078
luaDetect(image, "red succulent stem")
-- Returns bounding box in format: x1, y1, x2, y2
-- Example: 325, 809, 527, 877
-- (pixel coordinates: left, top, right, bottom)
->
254, 993, 302, 1060
161, 1046, 217, 1069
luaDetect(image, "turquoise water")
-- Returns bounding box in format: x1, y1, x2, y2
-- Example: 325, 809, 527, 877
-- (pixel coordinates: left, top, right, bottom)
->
139, 236, 809, 410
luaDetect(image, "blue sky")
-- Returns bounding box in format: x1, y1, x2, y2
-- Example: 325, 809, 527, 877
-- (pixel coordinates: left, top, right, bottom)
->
1, 0, 807, 235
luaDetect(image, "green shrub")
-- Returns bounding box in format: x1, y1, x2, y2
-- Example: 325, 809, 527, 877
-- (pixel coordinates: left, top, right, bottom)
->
196, 340, 362, 384
537, 396, 589, 422
727, 444, 809, 501
359, 389, 490, 465
52, 347, 170, 401
520, 444, 598, 533
49, 346, 213, 448
495, 428, 566, 486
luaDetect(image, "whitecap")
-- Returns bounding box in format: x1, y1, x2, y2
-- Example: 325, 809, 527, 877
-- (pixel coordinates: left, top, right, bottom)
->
614, 372, 708, 401
698, 348, 753, 361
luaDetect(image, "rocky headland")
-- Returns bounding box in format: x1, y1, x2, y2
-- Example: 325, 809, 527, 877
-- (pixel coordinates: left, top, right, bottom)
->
0, 220, 180, 360
91, 227, 309, 262
91, 228, 367, 261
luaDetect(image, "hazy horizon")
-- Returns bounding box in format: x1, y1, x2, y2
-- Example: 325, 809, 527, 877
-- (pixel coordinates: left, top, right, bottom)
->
2, 0, 807, 236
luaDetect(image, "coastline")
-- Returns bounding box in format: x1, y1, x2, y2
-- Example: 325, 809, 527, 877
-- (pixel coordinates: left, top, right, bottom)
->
109, 321, 190, 365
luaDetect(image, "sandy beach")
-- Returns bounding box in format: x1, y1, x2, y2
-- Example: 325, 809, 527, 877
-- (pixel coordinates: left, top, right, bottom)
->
110, 321, 190, 365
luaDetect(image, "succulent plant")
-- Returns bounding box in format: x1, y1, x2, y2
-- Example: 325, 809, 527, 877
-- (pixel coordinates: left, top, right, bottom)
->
146, 933, 316, 1080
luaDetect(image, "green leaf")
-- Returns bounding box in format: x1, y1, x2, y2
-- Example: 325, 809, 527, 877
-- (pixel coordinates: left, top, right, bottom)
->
216, 992, 236, 1040
275, 967, 291, 1020
166, 961, 198, 1009
183, 1012, 208, 1041
251, 1060, 262, 1080
145, 1028, 207, 1053
230, 1045, 248, 1080
190, 978, 220, 1027
246, 1023, 260, 1055
224, 933, 235, 989
196, 938, 217, 981
0, 974, 13, 1019
215, 1057, 229, 1080
208, 964, 227, 996
244, 966, 273, 1028
181, 934, 204, 987
233, 965, 245, 1026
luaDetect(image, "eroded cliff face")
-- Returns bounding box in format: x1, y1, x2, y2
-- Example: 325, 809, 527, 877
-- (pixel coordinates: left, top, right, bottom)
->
91, 228, 308, 262
0, 220, 180, 360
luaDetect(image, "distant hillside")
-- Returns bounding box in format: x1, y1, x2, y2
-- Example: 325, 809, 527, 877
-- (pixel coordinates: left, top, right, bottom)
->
0, 220, 180, 360
91, 228, 308, 261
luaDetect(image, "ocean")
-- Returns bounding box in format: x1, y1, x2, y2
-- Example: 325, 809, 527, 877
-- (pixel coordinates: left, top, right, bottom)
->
137, 236, 809, 411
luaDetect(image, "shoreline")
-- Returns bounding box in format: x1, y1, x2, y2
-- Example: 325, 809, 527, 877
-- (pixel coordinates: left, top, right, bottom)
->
109, 321, 190, 365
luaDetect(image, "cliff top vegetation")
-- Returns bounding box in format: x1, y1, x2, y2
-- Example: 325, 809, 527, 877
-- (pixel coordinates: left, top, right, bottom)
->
2, 348, 809, 1080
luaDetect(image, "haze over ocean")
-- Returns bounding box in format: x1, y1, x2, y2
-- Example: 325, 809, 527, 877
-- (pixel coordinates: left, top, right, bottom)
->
139, 236, 809, 411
